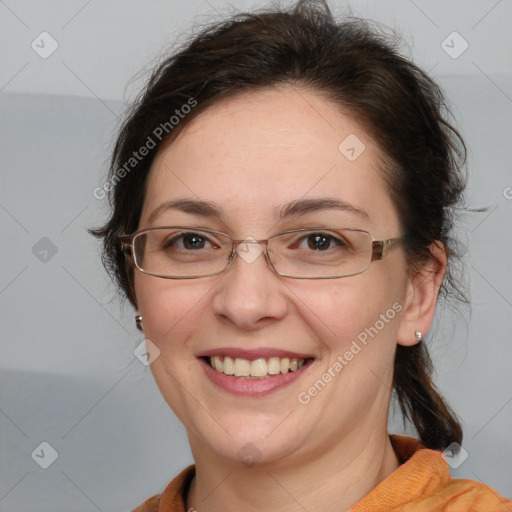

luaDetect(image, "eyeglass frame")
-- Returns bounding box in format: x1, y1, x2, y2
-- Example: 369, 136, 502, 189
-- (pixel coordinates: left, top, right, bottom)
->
119, 226, 403, 280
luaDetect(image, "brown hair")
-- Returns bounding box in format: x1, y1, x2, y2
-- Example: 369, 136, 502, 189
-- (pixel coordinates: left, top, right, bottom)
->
90, 0, 466, 449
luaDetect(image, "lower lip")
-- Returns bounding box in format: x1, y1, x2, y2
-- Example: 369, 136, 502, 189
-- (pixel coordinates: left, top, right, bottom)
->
199, 358, 313, 397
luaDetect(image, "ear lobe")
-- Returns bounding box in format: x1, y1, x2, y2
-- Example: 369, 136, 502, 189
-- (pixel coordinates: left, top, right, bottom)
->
397, 242, 447, 347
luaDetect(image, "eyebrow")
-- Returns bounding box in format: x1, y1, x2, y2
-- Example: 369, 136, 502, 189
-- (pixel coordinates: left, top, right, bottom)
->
147, 197, 370, 224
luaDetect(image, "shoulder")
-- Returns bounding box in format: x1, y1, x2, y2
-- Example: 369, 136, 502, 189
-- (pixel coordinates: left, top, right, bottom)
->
402, 460, 512, 512
436, 477, 512, 511
397, 436, 512, 511
130, 465, 196, 512
131, 494, 160, 512
351, 435, 512, 511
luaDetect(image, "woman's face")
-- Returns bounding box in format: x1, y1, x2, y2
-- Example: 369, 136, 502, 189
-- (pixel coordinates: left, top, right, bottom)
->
134, 86, 414, 466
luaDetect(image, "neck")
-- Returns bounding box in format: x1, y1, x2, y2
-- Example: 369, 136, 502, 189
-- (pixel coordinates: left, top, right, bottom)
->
186, 429, 400, 512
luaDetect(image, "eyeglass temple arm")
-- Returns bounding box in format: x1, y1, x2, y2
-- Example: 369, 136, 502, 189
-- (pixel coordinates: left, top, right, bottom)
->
371, 238, 402, 261
119, 235, 132, 254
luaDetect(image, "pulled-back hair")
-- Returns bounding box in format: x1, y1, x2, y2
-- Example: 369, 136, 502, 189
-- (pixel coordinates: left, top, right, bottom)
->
90, 0, 466, 450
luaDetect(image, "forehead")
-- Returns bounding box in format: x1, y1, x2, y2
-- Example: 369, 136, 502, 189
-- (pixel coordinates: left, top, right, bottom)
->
141, 85, 400, 236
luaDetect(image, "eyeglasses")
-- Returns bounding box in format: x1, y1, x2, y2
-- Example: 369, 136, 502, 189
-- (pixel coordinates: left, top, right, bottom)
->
119, 226, 403, 280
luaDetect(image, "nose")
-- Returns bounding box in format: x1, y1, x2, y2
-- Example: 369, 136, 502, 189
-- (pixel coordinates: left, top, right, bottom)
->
211, 240, 289, 330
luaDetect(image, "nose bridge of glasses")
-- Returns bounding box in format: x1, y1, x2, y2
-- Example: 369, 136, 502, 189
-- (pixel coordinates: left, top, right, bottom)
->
230, 237, 270, 267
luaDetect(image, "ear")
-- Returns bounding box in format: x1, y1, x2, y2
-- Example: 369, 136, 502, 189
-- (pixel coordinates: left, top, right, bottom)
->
397, 241, 447, 347
124, 258, 139, 308
122, 249, 143, 330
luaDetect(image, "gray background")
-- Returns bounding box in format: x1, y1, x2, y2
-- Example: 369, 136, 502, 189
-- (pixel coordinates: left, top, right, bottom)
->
1, 1, 511, 511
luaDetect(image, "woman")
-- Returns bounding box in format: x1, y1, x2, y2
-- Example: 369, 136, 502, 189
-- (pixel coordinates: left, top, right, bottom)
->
91, 0, 512, 510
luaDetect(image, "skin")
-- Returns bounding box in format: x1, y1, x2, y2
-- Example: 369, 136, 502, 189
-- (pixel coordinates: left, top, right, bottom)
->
133, 85, 446, 512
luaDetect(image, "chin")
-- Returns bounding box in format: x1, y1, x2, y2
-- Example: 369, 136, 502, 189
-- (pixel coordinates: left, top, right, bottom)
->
188, 413, 310, 468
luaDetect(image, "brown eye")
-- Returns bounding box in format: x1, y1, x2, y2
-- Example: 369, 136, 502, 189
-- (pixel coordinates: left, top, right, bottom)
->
298, 232, 347, 252
307, 233, 333, 251
163, 232, 213, 250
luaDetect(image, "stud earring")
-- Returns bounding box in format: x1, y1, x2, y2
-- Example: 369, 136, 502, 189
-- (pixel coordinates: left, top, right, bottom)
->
135, 315, 143, 331
415, 331, 423, 342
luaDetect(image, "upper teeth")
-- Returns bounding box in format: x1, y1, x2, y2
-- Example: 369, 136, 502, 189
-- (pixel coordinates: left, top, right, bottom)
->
209, 356, 306, 378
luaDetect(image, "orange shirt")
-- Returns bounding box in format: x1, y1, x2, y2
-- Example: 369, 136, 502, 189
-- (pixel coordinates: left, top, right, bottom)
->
132, 435, 512, 512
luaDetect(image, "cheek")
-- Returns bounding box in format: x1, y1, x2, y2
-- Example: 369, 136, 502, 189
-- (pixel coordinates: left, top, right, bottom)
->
294, 277, 399, 337
134, 274, 212, 349
290, 276, 406, 380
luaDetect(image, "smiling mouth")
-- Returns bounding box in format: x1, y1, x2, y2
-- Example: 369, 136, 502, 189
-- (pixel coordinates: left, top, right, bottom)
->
203, 355, 314, 379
